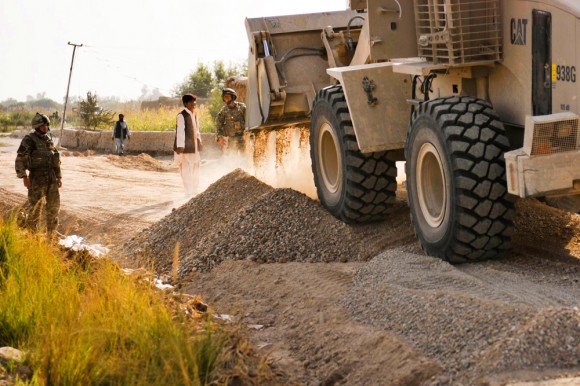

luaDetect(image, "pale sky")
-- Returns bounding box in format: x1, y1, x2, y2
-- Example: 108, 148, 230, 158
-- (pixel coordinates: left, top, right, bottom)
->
0, 0, 347, 103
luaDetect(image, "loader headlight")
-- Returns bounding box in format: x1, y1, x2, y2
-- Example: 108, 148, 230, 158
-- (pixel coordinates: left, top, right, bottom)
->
555, 122, 573, 139
532, 142, 552, 155
536, 125, 553, 138
531, 123, 554, 155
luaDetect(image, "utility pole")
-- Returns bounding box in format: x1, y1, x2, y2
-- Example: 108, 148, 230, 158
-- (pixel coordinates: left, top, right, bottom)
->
58, 42, 83, 147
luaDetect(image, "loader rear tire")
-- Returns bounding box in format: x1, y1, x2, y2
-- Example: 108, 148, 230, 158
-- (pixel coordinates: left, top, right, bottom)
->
406, 97, 515, 263
310, 86, 397, 223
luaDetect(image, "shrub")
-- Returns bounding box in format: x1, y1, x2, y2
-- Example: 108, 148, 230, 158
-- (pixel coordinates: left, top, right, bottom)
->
0, 110, 37, 132
78, 92, 116, 131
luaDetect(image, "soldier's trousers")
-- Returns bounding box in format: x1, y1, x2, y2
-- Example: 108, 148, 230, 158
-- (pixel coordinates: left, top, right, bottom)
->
25, 179, 60, 233
226, 136, 245, 155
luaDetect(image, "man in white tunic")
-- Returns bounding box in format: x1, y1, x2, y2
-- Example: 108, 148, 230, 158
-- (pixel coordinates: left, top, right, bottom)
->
174, 94, 203, 197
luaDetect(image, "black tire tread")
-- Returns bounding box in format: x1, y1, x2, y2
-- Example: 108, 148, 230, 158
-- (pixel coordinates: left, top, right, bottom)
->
311, 86, 397, 223
406, 96, 515, 263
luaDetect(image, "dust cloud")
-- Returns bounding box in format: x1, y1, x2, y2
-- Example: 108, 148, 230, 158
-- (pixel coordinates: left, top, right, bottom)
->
249, 126, 317, 199
201, 127, 405, 200
203, 127, 318, 199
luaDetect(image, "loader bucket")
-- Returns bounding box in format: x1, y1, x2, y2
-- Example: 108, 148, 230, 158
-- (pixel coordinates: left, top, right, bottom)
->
245, 10, 363, 130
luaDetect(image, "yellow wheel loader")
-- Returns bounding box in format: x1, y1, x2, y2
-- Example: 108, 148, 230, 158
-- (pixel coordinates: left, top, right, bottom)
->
244, 0, 580, 263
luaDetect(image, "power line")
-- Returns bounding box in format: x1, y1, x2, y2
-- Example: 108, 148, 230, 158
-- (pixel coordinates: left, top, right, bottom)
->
80, 46, 176, 94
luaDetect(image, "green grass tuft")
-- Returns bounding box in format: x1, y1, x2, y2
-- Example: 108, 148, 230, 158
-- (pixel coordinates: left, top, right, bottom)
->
0, 218, 232, 385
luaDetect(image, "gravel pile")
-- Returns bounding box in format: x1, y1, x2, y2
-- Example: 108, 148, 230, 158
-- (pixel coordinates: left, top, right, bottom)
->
344, 248, 580, 384
478, 307, 580, 374
120, 169, 273, 274
120, 169, 413, 277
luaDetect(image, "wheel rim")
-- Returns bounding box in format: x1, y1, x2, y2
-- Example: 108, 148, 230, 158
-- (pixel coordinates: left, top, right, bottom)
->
318, 121, 341, 194
416, 142, 446, 228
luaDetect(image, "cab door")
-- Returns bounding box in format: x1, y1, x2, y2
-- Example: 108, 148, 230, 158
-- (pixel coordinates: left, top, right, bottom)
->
532, 9, 552, 115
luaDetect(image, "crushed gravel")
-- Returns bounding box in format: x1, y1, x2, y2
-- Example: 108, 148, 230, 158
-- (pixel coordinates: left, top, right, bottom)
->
343, 248, 580, 384
120, 169, 413, 278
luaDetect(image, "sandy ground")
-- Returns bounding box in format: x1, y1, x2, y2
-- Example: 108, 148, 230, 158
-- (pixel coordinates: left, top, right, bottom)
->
1, 135, 579, 386
0, 136, 252, 244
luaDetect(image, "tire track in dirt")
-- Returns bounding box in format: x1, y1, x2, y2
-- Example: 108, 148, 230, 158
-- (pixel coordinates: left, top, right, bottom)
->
344, 248, 580, 384
457, 258, 580, 308
183, 261, 441, 386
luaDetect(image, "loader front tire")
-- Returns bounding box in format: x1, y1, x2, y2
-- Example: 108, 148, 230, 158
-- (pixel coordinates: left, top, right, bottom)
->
406, 97, 515, 263
310, 86, 397, 223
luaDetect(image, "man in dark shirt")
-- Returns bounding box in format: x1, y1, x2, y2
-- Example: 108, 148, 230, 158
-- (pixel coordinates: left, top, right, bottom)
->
112, 113, 131, 155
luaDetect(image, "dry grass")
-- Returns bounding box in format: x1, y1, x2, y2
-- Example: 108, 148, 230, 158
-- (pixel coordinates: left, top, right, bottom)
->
0, 217, 284, 385
113, 103, 215, 133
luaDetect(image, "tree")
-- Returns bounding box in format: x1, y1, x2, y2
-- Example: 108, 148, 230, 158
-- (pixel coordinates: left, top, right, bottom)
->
208, 87, 224, 121
78, 91, 115, 131
174, 60, 248, 128
174, 61, 248, 99
175, 64, 213, 98
139, 85, 163, 101
213, 60, 246, 85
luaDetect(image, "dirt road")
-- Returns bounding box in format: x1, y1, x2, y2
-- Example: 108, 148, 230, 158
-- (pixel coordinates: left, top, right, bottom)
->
1, 136, 579, 385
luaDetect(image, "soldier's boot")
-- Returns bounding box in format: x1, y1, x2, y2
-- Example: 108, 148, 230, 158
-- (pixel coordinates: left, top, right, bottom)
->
14, 205, 29, 229
24, 184, 47, 232
46, 184, 60, 238
22, 202, 43, 232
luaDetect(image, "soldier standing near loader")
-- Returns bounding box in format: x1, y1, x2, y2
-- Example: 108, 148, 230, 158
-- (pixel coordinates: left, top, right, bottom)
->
215, 88, 246, 154
15, 113, 62, 235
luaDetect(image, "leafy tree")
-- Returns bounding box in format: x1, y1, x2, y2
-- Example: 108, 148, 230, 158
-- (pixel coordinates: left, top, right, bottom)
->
175, 61, 247, 99
78, 91, 115, 131
174, 60, 248, 128
139, 85, 163, 101
208, 87, 224, 122
175, 64, 213, 98
213, 60, 246, 85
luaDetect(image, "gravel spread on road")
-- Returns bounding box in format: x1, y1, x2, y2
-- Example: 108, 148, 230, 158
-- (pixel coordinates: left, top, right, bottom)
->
344, 247, 580, 384
119, 168, 580, 384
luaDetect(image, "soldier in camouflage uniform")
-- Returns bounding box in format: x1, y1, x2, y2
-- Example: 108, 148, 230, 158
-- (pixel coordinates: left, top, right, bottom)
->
215, 88, 246, 154
15, 113, 62, 234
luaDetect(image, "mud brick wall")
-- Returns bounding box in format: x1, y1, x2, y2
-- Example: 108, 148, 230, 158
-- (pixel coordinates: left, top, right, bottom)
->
52, 128, 220, 156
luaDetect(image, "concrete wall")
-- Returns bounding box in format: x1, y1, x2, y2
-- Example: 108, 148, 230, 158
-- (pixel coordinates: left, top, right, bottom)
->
12, 128, 220, 156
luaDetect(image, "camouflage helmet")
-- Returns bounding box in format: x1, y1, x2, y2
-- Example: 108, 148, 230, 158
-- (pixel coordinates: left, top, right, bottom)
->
31, 112, 50, 129
221, 87, 237, 101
